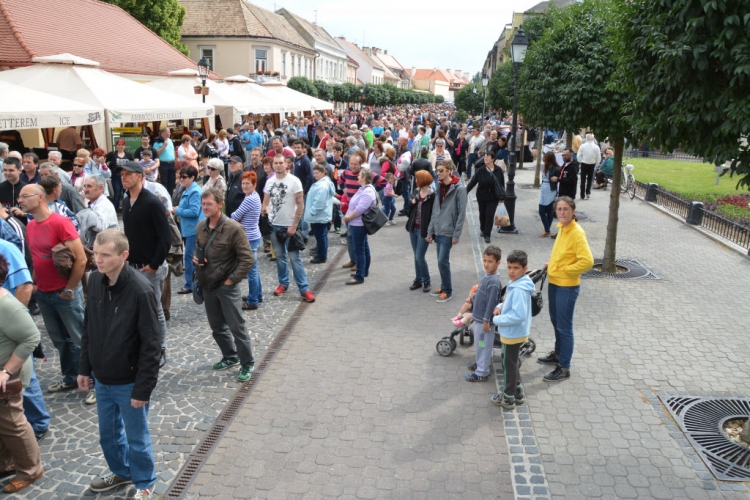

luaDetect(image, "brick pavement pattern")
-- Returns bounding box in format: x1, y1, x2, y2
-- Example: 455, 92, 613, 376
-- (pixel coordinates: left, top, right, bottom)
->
18, 238, 342, 499
496, 170, 750, 500
185, 218, 515, 499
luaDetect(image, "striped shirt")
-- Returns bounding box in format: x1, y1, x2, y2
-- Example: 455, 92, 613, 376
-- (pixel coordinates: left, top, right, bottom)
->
230, 192, 262, 242
338, 169, 387, 199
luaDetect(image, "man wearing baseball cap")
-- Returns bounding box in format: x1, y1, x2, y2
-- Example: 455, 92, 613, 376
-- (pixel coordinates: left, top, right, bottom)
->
225, 156, 246, 216
121, 161, 171, 368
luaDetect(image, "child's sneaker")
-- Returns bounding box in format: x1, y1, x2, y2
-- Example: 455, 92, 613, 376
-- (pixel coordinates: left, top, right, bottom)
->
515, 386, 525, 405
465, 373, 488, 382
452, 316, 464, 328
491, 393, 516, 409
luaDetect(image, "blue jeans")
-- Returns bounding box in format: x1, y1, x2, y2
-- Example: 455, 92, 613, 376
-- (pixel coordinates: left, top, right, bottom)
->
23, 362, 50, 433
346, 222, 355, 264
467, 153, 477, 179
36, 285, 84, 385
409, 228, 430, 284
310, 223, 328, 261
246, 238, 263, 306
112, 172, 123, 210
401, 181, 411, 212
382, 196, 396, 221
548, 283, 580, 369
350, 225, 370, 282
332, 205, 341, 230
539, 203, 554, 233
300, 193, 310, 239
94, 378, 156, 490
184, 235, 196, 289
435, 235, 453, 296
270, 226, 309, 293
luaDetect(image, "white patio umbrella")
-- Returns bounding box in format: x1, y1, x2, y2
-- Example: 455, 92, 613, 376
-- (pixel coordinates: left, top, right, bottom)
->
0, 79, 104, 130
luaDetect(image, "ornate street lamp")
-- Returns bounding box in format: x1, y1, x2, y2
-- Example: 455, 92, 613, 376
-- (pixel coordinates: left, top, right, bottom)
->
472, 85, 478, 116
481, 73, 489, 121
198, 57, 210, 104
500, 26, 529, 234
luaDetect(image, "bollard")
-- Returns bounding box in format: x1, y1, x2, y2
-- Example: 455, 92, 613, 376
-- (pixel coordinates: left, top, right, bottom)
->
686, 201, 704, 225
645, 183, 659, 203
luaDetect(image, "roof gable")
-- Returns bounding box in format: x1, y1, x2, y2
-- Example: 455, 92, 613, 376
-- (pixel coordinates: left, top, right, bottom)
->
277, 9, 339, 48
180, 0, 253, 36
335, 38, 383, 70
0, 0, 202, 77
242, 2, 312, 51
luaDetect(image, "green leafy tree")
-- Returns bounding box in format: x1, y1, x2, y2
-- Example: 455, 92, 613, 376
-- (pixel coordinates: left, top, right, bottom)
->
454, 84, 483, 115
103, 0, 188, 55
333, 82, 357, 104
434, 95, 445, 104
313, 80, 333, 102
287, 76, 318, 98
455, 110, 469, 123
618, 0, 750, 190
519, 0, 630, 272
487, 61, 514, 115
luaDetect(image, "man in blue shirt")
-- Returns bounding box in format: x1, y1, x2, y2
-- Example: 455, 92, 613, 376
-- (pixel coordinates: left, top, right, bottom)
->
0, 239, 51, 441
241, 122, 262, 166
152, 127, 176, 195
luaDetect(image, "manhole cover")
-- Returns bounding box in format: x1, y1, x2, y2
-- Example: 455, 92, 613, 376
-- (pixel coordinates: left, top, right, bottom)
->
582, 258, 661, 280
660, 395, 750, 481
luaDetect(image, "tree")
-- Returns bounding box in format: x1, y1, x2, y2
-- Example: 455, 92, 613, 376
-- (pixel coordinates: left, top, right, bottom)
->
313, 80, 334, 102
618, 0, 750, 190
287, 76, 318, 98
454, 84, 483, 116
434, 95, 445, 104
333, 83, 357, 105
103, 0, 188, 55
519, 0, 630, 272
487, 61, 514, 115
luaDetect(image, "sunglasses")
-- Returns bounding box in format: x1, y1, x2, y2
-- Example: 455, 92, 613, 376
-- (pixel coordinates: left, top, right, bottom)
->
180, 175, 190, 179
437, 168, 447, 173
208, 167, 221, 171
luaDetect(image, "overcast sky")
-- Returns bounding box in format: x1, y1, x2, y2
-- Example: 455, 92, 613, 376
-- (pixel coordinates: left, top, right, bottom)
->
255, 0, 545, 76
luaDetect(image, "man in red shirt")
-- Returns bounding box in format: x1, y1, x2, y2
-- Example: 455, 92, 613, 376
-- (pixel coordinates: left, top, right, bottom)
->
265, 137, 294, 160
18, 184, 91, 401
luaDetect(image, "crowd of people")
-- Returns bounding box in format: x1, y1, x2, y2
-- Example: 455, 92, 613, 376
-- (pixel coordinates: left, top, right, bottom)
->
0, 101, 605, 497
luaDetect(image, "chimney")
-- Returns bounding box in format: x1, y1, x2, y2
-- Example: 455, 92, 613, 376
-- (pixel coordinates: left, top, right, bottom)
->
455, 69, 461, 76
446, 68, 450, 73
384, 49, 388, 55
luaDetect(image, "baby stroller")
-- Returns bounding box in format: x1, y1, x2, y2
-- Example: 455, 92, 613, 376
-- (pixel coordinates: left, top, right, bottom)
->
436, 269, 547, 357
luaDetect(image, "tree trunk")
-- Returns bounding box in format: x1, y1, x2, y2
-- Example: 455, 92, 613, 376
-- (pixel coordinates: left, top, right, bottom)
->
742, 419, 750, 445
601, 137, 624, 273
533, 132, 543, 188
566, 130, 573, 149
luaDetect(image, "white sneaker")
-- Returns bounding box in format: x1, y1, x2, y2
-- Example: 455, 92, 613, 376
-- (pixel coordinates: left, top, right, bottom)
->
133, 487, 154, 499
85, 388, 96, 405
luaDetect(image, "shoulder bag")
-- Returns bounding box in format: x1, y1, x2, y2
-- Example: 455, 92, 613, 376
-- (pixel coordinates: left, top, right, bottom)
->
193, 222, 222, 305
531, 271, 546, 317
361, 186, 389, 235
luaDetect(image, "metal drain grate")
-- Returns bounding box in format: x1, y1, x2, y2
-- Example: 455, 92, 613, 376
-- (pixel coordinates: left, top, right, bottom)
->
163, 245, 347, 498
660, 395, 750, 481
581, 258, 661, 280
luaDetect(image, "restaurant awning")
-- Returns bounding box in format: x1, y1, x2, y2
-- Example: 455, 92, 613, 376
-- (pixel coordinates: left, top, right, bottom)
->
0, 79, 104, 130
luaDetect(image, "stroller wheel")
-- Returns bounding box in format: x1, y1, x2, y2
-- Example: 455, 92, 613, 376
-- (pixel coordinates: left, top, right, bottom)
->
436, 338, 453, 357
449, 338, 457, 352
519, 338, 537, 357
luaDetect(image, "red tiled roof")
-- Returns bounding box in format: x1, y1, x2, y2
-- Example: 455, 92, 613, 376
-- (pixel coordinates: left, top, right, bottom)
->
411, 68, 467, 85
0, 0, 207, 77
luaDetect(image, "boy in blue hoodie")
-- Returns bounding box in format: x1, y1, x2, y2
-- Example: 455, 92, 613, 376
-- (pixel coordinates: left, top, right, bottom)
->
490, 250, 535, 409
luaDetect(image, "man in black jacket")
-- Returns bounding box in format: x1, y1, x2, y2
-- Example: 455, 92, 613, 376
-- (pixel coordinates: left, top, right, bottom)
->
226, 128, 246, 163
79, 229, 160, 497
557, 149, 579, 199
225, 156, 245, 216
121, 161, 171, 368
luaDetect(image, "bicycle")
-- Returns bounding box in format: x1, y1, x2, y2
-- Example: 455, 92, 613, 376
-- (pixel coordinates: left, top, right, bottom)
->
620, 163, 636, 199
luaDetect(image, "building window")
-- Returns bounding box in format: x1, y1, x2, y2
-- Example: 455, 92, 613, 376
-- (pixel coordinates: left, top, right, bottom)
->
199, 47, 214, 71
305, 58, 308, 77
255, 48, 267, 74
282, 52, 286, 77
298, 57, 301, 77
291, 55, 295, 76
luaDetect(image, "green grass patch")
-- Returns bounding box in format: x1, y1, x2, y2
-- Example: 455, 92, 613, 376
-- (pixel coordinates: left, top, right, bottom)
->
627, 158, 746, 197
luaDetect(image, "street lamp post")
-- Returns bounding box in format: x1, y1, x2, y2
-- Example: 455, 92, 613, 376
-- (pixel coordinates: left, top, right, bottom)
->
198, 57, 210, 104
481, 73, 489, 121
500, 26, 528, 235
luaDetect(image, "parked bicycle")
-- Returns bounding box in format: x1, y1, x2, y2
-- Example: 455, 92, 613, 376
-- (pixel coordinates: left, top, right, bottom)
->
620, 163, 636, 199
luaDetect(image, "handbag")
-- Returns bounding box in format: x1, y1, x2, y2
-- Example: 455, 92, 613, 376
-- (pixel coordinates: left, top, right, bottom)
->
0, 377, 22, 399
288, 228, 306, 251
531, 272, 546, 317
259, 214, 273, 237
52, 243, 95, 278
361, 186, 388, 235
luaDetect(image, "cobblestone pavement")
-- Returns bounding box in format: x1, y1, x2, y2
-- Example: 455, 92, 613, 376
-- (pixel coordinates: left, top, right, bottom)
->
184, 213, 515, 499
488, 169, 750, 500
18, 236, 343, 499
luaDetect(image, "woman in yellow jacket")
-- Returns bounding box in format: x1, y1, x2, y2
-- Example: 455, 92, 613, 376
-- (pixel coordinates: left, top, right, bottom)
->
538, 196, 594, 381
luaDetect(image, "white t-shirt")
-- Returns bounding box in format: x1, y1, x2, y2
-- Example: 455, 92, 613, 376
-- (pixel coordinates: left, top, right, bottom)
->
264, 174, 303, 227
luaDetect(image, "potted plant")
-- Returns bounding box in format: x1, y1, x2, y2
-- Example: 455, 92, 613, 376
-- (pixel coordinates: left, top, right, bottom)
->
201, 86, 209, 96
193, 85, 202, 94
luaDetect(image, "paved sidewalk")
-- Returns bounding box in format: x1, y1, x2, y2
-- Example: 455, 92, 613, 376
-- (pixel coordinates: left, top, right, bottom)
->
185, 218, 515, 499
488, 169, 750, 500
